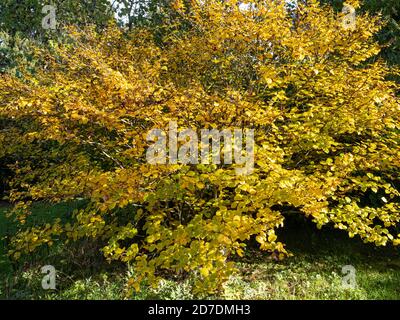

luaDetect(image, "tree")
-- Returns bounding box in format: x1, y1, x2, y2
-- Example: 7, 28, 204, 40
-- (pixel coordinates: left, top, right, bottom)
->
1, 0, 399, 295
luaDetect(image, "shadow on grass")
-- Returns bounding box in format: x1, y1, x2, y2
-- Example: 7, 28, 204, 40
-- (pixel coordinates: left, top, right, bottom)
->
1, 203, 400, 299
232, 213, 400, 299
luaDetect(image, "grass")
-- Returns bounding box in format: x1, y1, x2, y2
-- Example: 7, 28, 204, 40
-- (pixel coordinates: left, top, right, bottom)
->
1, 203, 400, 300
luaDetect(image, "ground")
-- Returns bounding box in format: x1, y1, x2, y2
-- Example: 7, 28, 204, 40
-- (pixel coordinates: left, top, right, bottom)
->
1, 202, 400, 299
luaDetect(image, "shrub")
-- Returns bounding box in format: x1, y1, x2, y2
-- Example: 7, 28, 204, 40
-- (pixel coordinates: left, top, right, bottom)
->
0, 0, 399, 294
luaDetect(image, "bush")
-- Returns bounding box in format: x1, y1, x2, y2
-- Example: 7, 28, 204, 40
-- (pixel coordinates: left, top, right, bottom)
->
0, 0, 399, 294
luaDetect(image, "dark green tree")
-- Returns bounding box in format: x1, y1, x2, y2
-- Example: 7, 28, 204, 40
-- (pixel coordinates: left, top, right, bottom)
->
0, 0, 115, 37
0, 0, 116, 74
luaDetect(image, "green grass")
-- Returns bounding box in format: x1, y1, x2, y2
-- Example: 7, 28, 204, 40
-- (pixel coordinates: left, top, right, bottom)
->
1, 203, 400, 299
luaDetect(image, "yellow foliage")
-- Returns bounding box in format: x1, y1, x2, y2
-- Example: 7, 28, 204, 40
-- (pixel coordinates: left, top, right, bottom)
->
1, 1, 399, 294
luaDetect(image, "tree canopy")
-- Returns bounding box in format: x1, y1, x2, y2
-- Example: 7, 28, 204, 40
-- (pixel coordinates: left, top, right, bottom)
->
0, 0, 399, 295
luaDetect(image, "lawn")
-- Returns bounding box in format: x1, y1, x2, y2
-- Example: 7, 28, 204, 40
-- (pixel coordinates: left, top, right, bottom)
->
1, 202, 400, 300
